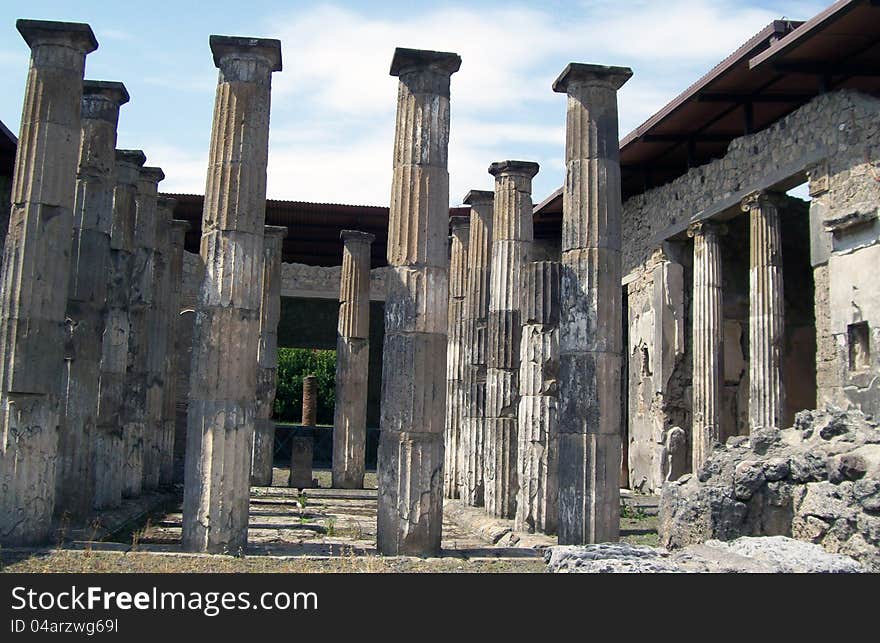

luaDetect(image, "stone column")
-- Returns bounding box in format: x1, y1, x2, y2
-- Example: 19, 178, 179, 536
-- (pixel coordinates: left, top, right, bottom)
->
377, 47, 460, 556
742, 190, 786, 432
159, 218, 189, 485
553, 62, 631, 544
55, 81, 129, 521
516, 260, 560, 534
122, 165, 163, 498
332, 230, 374, 489
688, 221, 726, 472
289, 375, 317, 488
182, 35, 282, 554
0, 20, 97, 545
301, 375, 317, 426
251, 225, 287, 487
444, 215, 470, 499
484, 160, 539, 519
94, 149, 144, 510
461, 190, 493, 507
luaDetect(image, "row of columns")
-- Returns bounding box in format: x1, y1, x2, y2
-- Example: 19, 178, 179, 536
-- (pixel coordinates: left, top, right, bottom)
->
0, 19, 195, 545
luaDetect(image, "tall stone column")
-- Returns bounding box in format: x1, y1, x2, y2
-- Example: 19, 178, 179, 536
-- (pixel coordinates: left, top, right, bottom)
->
484, 160, 538, 519
742, 190, 786, 432
56, 81, 129, 521
94, 149, 144, 510
182, 35, 282, 554
553, 63, 631, 544
516, 260, 560, 534
461, 190, 493, 507
251, 225, 287, 487
444, 215, 470, 499
332, 230, 374, 489
159, 218, 189, 485
688, 221, 726, 471
122, 165, 163, 498
377, 47, 460, 556
0, 20, 98, 545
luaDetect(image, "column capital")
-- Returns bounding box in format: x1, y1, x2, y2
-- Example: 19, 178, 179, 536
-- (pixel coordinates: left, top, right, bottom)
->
116, 149, 146, 168
170, 219, 190, 233
209, 35, 282, 72
687, 220, 728, 238
82, 80, 130, 118
488, 160, 539, 179
16, 19, 98, 53
463, 189, 494, 206
139, 166, 165, 185
264, 224, 288, 239
156, 196, 177, 211
390, 47, 461, 77
449, 215, 470, 232
741, 189, 786, 213
552, 62, 632, 94
340, 229, 375, 245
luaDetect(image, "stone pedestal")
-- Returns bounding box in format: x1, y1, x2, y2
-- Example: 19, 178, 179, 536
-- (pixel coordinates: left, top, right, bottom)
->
689, 221, 726, 472
0, 20, 98, 545
332, 230, 374, 489
485, 160, 539, 519
377, 47, 460, 556
94, 149, 144, 510
553, 62, 631, 544
123, 165, 164, 498
182, 35, 282, 554
743, 191, 786, 432
56, 81, 129, 521
516, 261, 560, 534
289, 428, 314, 488
159, 217, 189, 485
251, 225, 286, 487
444, 216, 470, 499
461, 190, 494, 507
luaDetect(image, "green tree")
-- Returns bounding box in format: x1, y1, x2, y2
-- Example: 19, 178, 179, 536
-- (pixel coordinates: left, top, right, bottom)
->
273, 347, 336, 425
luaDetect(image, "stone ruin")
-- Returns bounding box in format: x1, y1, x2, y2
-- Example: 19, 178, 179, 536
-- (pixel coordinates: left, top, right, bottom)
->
0, 2, 877, 572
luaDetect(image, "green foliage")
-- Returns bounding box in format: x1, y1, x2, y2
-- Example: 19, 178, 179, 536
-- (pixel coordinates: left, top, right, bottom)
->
273, 347, 336, 425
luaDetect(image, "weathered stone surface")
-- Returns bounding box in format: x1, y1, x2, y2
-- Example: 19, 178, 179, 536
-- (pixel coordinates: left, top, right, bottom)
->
183, 35, 281, 554
0, 20, 97, 545
484, 160, 538, 519
333, 230, 373, 489
251, 225, 286, 487
444, 216, 469, 499
545, 536, 862, 573
289, 431, 314, 488
554, 62, 630, 544
55, 81, 128, 522
660, 406, 880, 572
377, 47, 459, 556
301, 374, 317, 427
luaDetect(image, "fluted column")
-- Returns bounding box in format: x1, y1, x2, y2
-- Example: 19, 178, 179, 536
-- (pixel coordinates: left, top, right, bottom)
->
688, 221, 726, 471
485, 160, 539, 519
182, 35, 282, 554
516, 260, 560, 534
94, 149, 144, 509
122, 165, 163, 497
0, 20, 98, 545
743, 190, 786, 432
55, 81, 129, 521
332, 230, 374, 489
553, 62, 631, 544
377, 47, 460, 556
444, 215, 470, 498
159, 218, 189, 485
252, 224, 287, 486
461, 189, 493, 507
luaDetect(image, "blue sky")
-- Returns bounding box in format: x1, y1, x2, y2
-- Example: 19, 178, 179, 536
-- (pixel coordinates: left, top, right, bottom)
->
0, 1, 825, 206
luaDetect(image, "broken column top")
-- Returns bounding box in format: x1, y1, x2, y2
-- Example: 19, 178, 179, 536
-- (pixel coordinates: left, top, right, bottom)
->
139, 166, 165, 184
340, 229, 376, 244
209, 35, 282, 72
463, 189, 494, 205
450, 215, 470, 232
552, 62, 633, 93
16, 18, 98, 52
116, 149, 147, 168
264, 224, 289, 239
389, 47, 461, 77
488, 160, 540, 179
83, 80, 130, 106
